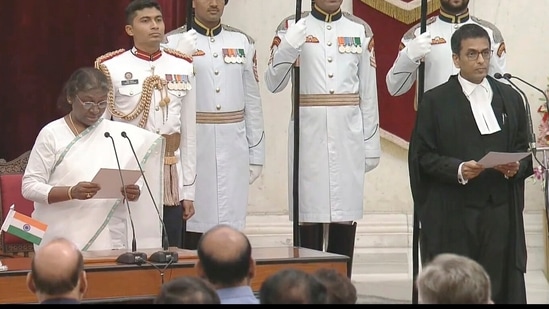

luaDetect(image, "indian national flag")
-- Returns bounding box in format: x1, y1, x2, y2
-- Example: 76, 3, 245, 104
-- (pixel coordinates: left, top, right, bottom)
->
1, 204, 47, 245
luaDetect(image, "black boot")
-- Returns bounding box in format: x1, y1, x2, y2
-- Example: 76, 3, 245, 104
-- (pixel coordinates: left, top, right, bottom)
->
327, 222, 357, 278
298, 224, 323, 251
182, 231, 203, 250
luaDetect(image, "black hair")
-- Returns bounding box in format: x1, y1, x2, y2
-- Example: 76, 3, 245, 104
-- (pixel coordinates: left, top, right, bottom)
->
259, 268, 328, 304
30, 239, 84, 296
125, 0, 162, 25
196, 225, 252, 286
451, 23, 491, 55
154, 276, 220, 304
56, 67, 109, 112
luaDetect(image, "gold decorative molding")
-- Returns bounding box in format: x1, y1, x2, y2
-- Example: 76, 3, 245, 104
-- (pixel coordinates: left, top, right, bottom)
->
359, 0, 440, 25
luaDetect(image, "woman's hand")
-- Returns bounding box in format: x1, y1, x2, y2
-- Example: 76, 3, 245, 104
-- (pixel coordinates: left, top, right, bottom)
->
70, 181, 101, 200
121, 184, 141, 201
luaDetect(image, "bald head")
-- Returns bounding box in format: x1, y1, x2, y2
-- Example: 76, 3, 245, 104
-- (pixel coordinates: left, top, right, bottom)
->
28, 238, 86, 301
201, 225, 249, 260
196, 225, 253, 287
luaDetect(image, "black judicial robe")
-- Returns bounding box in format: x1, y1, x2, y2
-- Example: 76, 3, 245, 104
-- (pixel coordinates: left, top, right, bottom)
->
409, 75, 534, 303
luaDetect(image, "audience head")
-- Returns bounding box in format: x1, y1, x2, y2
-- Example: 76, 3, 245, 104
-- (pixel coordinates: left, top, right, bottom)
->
154, 276, 220, 304
416, 253, 493, 304
196, 224, 255, 288
26, 237, 87, 303
259, 268, 328, 304
314, 268, 357, 304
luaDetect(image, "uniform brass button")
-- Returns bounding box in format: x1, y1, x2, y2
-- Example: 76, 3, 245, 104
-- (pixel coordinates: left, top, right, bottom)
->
327, 25, 332, 30
216, 88, 220, 93
214, 70, 219, 75
328, 73, 334, 78
130, 91, 133, 95
210, 37, 215, 42
329, 89, 335, 94
327, 57, 332, 62
213, 53, 218, 58
327, 42, 332, 46
156, 130, 160, 134
155, 106, 160, 111
216, 105, 221, 110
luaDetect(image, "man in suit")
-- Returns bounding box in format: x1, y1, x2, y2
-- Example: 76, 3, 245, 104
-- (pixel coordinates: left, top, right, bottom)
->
408, 24, 533, 304
195, 224, 258, 304
27, 237, 87, 304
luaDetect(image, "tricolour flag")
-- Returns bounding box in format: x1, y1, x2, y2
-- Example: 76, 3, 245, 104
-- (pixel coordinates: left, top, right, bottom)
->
1, 204, 47, 245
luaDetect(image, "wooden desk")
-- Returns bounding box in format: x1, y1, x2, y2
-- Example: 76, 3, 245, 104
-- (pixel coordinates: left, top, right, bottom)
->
0, 246, 347, 304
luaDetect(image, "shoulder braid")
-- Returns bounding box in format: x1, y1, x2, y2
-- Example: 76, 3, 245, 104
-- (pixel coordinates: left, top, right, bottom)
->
276, 12, 310, 32
94, 49, 125, 69
163, 48, 193, 63
164, 25, 188, 44
343, 12, 374, 37
403, 16, 436, 40
222, 24, 255, 44
471, 16, 504, 44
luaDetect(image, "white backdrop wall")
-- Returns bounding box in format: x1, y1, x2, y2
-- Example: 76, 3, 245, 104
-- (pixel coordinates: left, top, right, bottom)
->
220, 0, 547, 216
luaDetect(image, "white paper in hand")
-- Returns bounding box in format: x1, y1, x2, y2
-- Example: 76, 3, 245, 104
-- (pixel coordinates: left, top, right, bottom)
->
90, 168, 142, 199
477, 151, 530, 168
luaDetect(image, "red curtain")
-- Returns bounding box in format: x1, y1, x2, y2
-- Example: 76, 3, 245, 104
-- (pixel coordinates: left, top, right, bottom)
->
158, 0, 189, 33
0, 0, 186, 161
353, 0, 439, 144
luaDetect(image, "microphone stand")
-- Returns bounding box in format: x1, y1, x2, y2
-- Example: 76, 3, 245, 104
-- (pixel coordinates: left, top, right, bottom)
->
497, 74, 537, 155
121, 131, 178, 263
104, 132, 147, 265
507, 73, 549, 115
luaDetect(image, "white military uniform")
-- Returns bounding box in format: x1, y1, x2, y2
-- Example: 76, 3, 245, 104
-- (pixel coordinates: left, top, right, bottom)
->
386, 10, 506, 96
265, 8, 380, 223
164, 22, 265, 232
96, 48, 197, 206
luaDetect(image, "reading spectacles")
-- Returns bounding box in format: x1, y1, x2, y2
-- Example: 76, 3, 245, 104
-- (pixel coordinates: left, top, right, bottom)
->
76, 95, 108, 110
464, 49, 492, 61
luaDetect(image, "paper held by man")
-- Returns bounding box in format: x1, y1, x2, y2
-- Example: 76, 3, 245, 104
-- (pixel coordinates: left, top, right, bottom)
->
477, 151, 531, 168
90, 168, 142, 199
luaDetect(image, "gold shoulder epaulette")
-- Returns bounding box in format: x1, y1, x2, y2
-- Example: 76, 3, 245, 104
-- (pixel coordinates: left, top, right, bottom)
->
163, 48, 193, 63
94, 49, 126, 69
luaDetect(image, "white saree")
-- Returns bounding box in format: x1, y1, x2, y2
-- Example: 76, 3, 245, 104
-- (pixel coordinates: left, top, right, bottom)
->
23, 118, 165, 251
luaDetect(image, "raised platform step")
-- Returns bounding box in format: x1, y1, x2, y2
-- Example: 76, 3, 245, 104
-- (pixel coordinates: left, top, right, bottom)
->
244, 211, 546, 273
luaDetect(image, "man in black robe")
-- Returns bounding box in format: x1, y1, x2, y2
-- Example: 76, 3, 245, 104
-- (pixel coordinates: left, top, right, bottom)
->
409, 23, 533, 304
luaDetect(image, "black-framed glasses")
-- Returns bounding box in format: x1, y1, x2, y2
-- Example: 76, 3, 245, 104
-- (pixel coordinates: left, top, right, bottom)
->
464, 49, 492, 61
76, 95, 108, 110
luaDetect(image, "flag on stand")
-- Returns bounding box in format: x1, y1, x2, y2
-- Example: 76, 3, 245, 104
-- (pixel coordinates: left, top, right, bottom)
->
1, 204, 47, 245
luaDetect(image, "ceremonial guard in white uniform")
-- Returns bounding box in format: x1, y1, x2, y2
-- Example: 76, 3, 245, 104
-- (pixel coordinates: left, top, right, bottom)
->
163, 0, 264, 249
386, 2, 506, 97
265, 0, 380, 277
95, 0, 197, 248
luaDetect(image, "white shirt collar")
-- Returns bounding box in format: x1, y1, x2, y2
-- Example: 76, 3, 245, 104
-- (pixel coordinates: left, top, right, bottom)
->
457, 74, 501, 135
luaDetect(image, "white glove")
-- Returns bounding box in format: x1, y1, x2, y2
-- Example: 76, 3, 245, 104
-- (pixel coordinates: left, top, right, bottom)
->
285, 19, 307, 49
175, 29, 198, 56
405, 31, 432, 62
365, 157, 380, 173
249, 165, 263, 184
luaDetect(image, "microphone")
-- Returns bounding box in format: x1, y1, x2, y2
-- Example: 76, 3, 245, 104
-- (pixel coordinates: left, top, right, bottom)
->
104, 132, 147, 265
504, 73, 549, 117
494, 73, 537, 154
121, 131, 179, 264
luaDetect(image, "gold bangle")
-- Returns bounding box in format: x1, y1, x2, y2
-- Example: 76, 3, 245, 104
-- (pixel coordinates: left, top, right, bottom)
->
68, 186, 74, 200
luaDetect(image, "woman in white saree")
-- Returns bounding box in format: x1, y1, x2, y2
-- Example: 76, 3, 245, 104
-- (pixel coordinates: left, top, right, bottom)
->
22, 67, 165, 252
